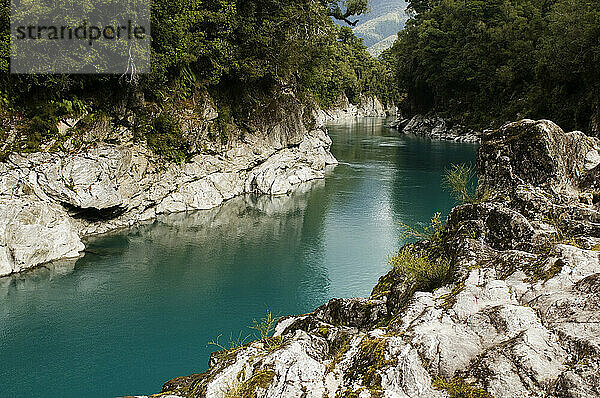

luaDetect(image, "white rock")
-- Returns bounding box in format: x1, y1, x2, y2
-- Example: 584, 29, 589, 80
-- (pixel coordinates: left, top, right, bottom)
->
0, 198, 84, 276
0, 125, 337, 273
584, 149, 600, 171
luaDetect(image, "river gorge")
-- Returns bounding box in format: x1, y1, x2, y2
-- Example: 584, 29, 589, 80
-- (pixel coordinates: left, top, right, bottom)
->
0, 118, 477, 397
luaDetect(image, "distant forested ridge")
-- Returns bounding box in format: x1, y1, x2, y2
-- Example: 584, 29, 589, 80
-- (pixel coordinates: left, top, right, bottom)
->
0, 0, 396, 155
350, 0, 409, 57
390, 0, 600, 134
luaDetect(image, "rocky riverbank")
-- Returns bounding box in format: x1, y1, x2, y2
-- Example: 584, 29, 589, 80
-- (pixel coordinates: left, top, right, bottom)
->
0, 96, 337, 277
318, 95, 395, 122
142, 119, 600, 398
390, 114, 481, 143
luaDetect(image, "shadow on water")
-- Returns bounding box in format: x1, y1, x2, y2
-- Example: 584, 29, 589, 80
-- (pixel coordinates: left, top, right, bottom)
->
0, 118, 477, 398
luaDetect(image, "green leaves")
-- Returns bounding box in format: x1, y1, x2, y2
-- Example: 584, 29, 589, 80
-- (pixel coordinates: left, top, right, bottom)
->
145, 113, 190, 163
324, 0, 370, 26
302, 25, 397, 109
443, 163, 477, 204
0, 0, 392, 153
393, 0, 600, 133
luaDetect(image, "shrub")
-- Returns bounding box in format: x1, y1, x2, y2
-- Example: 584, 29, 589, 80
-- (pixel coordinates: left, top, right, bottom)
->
250, 309, 278, 340
443, 163, 477, 204
389, 247, 451, 291
145, 113, 190, 163
399, 212, 445, 243
443, 163, 491, 205
250, 309, 282, 351
207, 332, 250, 354
208, 308, 282, 362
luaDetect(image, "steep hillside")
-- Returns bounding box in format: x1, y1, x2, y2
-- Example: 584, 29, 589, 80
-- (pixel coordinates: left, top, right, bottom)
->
362, 0, 408, 20
367, 34, 401, 57
352, 0, 408, 57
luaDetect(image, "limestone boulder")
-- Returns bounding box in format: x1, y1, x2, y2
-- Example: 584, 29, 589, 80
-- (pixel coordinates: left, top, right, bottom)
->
0, 198, 84, 276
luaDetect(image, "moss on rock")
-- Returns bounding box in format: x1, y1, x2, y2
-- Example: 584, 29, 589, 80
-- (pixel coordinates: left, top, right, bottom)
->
433, 377, 493, 398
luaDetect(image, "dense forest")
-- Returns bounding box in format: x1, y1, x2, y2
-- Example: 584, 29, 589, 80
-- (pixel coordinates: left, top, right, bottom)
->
390, 0, 600, 133
2, 0, 599, 151
0, 0, 396, 155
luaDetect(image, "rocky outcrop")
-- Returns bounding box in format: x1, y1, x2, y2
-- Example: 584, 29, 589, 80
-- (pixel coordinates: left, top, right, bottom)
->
142, 120, 600, 398
317, 94, 395, 122
390, 114, 480, 143
0, 101, 337, 277
0, 198, 84, 276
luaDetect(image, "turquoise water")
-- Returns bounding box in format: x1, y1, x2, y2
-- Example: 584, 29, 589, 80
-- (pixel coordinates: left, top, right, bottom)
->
0, 118, 477, 397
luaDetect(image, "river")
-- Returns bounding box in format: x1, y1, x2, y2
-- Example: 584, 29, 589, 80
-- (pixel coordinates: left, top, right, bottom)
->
0, 118, 477, 397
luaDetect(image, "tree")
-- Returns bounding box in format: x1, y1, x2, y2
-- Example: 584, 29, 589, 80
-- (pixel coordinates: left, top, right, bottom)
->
390, 0, 600, 134
406, 0, 437, 14
323, 0, 370, 26
0, 0, 392, 153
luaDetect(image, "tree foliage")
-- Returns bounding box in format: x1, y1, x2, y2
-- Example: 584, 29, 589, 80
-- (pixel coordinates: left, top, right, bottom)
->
302, 26, 398, 108
324, 0, 370, 26
392, 0, 600, 133
0, 0, 392, 147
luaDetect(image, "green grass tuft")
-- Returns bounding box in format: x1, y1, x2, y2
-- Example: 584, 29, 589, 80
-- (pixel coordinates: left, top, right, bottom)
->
389, 247, 451, 292
399, 212, 445, 243
443, 163, 490, 205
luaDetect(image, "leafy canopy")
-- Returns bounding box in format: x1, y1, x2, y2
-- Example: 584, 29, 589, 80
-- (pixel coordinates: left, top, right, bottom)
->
392, 0, 600, 133
0, 0, 399, 154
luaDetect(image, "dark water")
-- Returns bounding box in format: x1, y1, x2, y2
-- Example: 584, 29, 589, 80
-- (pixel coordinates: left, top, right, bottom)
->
0, 118, 477, 397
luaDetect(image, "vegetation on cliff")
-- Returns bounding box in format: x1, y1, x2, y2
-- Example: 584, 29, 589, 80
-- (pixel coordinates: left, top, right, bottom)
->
0, 0, 396, 156
389, 0, 600, 133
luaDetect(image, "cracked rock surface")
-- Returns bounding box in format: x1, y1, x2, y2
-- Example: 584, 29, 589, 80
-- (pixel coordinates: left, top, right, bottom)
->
0, 120, 336, 277
315, 94, 392, 123
140, 120, 600, 398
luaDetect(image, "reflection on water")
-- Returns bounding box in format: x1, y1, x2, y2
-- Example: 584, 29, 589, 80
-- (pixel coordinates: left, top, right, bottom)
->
0, 118, 477, 398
